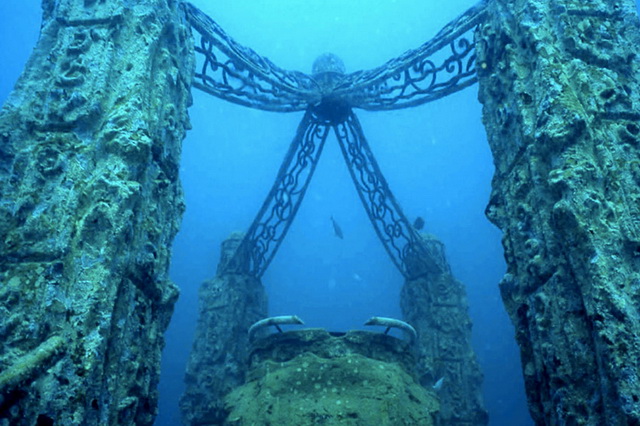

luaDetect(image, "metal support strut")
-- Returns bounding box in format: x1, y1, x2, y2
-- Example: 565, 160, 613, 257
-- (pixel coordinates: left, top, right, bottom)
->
182, 1, 487, 279
335, 112, 440, 278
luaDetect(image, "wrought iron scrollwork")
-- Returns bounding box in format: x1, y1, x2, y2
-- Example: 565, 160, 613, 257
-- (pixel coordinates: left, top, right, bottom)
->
183, 1, 486, 113
182, 2, 319, 112
221, 111, 331, 276
336, 1, 487, 110
334, 112, 440, 277
182, 1, 488, 279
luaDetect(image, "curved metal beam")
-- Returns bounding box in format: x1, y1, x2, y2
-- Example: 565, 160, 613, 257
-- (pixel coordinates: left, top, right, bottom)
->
182, 2, 320, 112
221, 111, 331, 277
334, 111, 441, 278
182, 1, 486, 278
182, 1, 488, 112
337, 1, 488, 110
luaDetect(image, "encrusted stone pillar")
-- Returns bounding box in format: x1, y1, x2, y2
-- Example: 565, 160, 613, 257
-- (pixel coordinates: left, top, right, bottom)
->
477, 0, 640, 423
401, 234, 488, 425
0, 0, 193, 424
180, 233, 268, 425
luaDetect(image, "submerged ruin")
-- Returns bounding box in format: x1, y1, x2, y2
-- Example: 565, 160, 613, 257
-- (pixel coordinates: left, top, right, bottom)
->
1, 0, 639, 424
478, 0, 640, 423
179, 2, 487, 424
0, 0, 192, 423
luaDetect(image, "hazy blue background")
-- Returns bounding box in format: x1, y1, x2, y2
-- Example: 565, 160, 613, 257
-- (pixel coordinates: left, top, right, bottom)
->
0, 1, 541, 425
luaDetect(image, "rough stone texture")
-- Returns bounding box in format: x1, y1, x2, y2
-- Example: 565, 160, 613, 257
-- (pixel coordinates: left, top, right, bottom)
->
477, 0, 640, 423
248, 329, 418, 378
401, 233, 488, 425
225, 329, 438, 425
180, 233, 268, 425
0, 0, 193, 424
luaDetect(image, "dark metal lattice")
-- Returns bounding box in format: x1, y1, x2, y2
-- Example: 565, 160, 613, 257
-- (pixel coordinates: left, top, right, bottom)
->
336, 1, 487, 110
334, 112, 440, 277
223, 111, 331, 276
184, 2, 318, 112
182, 1, 488, 279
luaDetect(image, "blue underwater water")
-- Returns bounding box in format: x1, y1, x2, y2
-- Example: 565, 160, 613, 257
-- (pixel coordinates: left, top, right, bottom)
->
0, 1, 537, 425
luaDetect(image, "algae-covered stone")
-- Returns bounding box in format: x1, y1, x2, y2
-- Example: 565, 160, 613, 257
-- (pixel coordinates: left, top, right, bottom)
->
180, 233, 268, 425
477, 0, 640, 423
0, 0, 193, 423
224, 352, 438, 425
401, 234, 487, 425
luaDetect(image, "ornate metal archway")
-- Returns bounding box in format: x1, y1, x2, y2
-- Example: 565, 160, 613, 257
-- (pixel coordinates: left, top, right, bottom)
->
180, 3, 492, 424
182, 1, 487, 279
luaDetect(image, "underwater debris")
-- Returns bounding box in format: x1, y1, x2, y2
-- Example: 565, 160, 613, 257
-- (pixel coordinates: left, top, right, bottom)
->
364, 316, 417, 343
330, 216, 344, 239
248, 315, 305, 340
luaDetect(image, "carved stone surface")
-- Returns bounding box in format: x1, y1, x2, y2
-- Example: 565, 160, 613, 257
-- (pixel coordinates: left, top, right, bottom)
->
401, 234, 488, 426
248, 329, 418, 378
0, 0, 192, 423
477, 0, 640, 423
225, 329, 438, 425
180, 233, 268, 425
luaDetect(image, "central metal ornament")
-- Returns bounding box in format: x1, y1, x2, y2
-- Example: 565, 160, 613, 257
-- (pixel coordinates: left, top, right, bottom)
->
310, 53, 351, 123
182, 1, 487, 279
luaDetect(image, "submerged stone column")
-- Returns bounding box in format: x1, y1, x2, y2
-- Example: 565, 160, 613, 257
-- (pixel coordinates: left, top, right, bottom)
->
401, 234, 487, 425
180, 233, 268, 425
0, 0, 192, 424
477, 0, 640, 423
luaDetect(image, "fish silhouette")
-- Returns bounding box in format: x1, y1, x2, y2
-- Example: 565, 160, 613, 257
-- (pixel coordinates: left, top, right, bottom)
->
330, 216, 344, 239
433, 376, 445, 391
413, 216, 425, 230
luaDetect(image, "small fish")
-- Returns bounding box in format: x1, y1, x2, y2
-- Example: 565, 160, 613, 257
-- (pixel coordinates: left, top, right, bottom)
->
432, 376, 445, 391
413, 216, 425, 231
352, 273, 362, 282
331, 216, 344, 239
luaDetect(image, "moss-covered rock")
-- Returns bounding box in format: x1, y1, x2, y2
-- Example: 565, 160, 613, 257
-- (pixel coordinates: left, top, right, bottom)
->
225, 352, 438, 425
180, 233, 268, 425
477, 0, 640, 423
401, 234, 488, 425
0, 0, 193, 423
